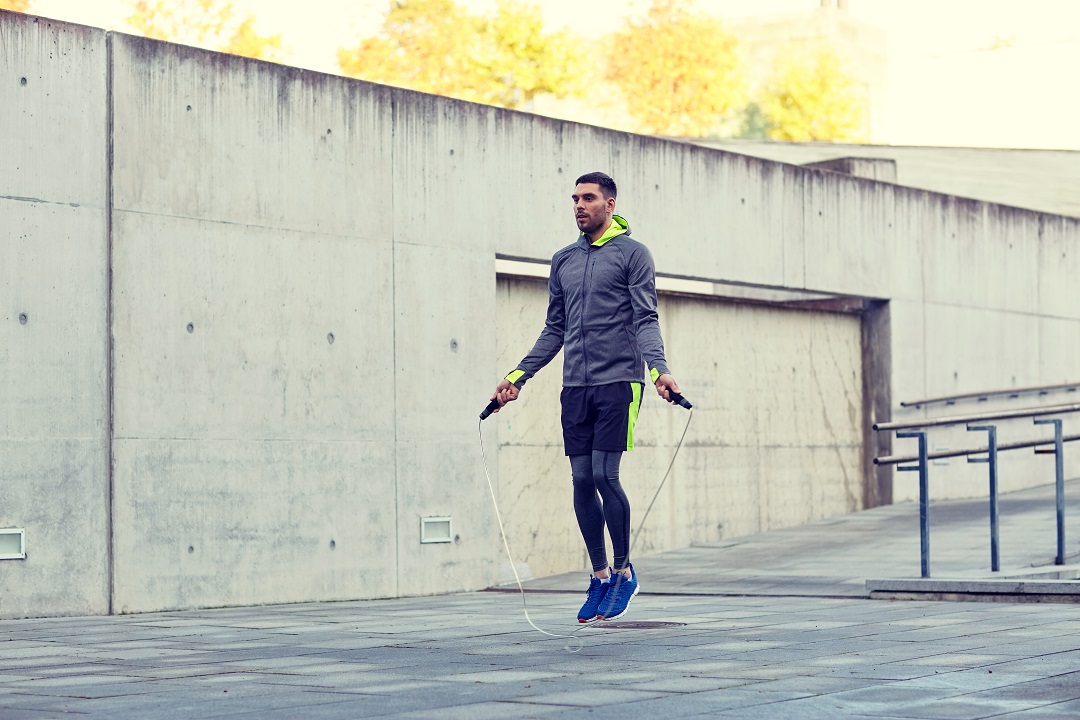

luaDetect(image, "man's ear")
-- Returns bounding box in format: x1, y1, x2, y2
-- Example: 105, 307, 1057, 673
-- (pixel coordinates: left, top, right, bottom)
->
607, 197, 616, 212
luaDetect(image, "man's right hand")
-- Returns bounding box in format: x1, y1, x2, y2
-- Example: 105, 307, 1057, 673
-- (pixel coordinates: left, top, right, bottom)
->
491, 379, 520, 413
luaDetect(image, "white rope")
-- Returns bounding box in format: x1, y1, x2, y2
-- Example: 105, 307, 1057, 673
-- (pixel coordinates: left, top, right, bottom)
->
478, 419, 585, 651
478, 407, 693, 650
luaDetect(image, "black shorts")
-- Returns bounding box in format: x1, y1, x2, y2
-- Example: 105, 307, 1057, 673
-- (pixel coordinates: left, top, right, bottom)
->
560, 382, 644, 456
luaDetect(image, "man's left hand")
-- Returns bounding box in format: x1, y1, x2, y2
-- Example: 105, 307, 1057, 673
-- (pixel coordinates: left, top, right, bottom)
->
655, 374, 681, 403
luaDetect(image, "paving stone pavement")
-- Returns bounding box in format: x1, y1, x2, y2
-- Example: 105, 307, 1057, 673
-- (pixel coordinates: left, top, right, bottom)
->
4, 482, 1080, 719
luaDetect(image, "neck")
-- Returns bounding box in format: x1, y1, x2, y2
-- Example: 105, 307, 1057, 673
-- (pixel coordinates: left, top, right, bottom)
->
588, 217, 613, 244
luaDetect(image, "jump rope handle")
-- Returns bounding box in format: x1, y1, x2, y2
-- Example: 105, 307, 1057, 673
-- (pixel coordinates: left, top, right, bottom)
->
485, 393, 690, 417
668, 391, 693, 410
480, 398, 502, 420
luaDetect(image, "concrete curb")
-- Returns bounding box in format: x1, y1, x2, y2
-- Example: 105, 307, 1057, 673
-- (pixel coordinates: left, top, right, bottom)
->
867, 576, 1080, 603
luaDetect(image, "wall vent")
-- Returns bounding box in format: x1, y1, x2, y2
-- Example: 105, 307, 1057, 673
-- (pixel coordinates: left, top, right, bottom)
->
420, 517, 452, 544
0, 529, 26, 560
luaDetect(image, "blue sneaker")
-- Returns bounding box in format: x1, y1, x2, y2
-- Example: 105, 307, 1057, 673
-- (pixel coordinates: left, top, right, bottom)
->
597, 565, 638, 621
577, 575, 611, 623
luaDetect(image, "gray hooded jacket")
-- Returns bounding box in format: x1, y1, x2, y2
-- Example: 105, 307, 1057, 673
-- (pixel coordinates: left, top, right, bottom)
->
507, 215, 670, 389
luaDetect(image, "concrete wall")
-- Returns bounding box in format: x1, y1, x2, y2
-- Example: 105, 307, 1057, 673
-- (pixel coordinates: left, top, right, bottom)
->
107, 33, 405, 612
3, 11, 1080, 617
0, 14, 110, 618
689, 138, 1080, 219
803, 157, 897, 183
496, 278, 866, 580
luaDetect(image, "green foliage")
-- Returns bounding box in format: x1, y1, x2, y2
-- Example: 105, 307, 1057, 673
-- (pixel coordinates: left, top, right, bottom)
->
127, 0, 283, 62
337, 0, 585, 110
759, 48, 866, 142
605, 0, 746, 136
735, 102, 772, 140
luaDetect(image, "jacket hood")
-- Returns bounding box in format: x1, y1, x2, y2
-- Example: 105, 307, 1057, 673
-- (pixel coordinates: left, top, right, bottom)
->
578, 214, 630, 248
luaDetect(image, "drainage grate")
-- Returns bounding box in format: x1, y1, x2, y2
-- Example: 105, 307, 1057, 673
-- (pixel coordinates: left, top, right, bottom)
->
594, 621, 685, 630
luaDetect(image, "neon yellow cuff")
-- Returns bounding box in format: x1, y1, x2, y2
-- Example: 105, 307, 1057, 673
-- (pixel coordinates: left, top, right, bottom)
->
506, 369, 526, 384
649, 368, 661, 383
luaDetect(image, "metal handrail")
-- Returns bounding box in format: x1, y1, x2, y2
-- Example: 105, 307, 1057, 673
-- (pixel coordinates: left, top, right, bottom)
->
876, 407, 1076, 579
874, 403, 1080, 432
900, 382, 1080, 408
875, 434, 1080, 466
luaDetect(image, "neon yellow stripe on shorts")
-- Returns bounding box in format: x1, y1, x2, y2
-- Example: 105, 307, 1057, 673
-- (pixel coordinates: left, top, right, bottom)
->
626, 382, 643, 451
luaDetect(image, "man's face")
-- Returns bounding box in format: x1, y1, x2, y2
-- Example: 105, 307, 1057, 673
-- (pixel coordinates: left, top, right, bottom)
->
572, 183, 615, 237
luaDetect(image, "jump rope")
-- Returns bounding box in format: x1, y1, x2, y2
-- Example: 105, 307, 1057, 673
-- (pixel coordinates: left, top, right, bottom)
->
478, 391, 693, 652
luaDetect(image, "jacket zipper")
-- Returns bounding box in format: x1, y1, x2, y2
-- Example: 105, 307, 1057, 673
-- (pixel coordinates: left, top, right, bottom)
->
580, 245, 592, 385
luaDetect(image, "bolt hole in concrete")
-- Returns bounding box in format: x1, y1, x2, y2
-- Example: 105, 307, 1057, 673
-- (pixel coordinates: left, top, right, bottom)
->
330, 540, 336, 549
187, 323, 194, 333
450, 338, 458, 352
186, 105, 191, 111
327, 332, 334, 344
19, 313, 28, 325
188, 546, 194, 553
20, 77, 27, 85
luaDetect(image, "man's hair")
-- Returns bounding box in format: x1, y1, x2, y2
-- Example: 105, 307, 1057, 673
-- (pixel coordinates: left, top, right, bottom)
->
575, 172, 617, 199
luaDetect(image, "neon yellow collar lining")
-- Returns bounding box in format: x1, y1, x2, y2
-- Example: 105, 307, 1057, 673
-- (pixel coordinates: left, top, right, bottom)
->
588, 215, 628, 247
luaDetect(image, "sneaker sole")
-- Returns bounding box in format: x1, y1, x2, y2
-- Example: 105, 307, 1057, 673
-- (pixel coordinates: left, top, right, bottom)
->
598, 584, 639, 621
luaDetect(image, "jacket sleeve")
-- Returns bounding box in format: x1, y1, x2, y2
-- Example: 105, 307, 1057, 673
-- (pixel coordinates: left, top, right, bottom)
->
627, 244, 670, 382
505, 262, 565, 389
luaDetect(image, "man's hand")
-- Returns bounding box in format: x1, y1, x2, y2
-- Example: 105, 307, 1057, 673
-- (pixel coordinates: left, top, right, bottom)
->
654, 373, 681, 403
490, 379, 520, 413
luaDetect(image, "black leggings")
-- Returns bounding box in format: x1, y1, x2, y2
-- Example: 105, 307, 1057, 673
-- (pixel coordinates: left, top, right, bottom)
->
569, 451, 630, 572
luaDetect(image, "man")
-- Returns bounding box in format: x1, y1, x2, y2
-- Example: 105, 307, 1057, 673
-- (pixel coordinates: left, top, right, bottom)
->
491, 171, 683, 623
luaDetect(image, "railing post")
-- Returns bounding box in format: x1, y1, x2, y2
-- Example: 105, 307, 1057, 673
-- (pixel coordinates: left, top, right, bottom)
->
897, 430, 930, 578
1034, 418, 1066, 565
967, 424, 1000, 572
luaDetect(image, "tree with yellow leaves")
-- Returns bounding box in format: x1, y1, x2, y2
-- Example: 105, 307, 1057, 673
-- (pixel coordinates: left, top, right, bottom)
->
339, 0, 479, 100
0, 0, 32, 13
759, 48, 867, 142
338, 0, 584, 110
127, 0, 283, 62
472, 1, 584, 109
605, 0, 745, 136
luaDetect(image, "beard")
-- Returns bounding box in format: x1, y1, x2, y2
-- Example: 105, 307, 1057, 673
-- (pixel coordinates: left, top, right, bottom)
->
577, 213, 605, 236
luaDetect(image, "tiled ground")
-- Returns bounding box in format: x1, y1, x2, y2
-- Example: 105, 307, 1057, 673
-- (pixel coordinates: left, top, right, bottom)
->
4, 482, 1080, 718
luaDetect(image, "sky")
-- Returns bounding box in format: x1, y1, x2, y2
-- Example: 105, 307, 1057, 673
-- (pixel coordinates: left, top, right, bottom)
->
26, 0, 1080, 150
